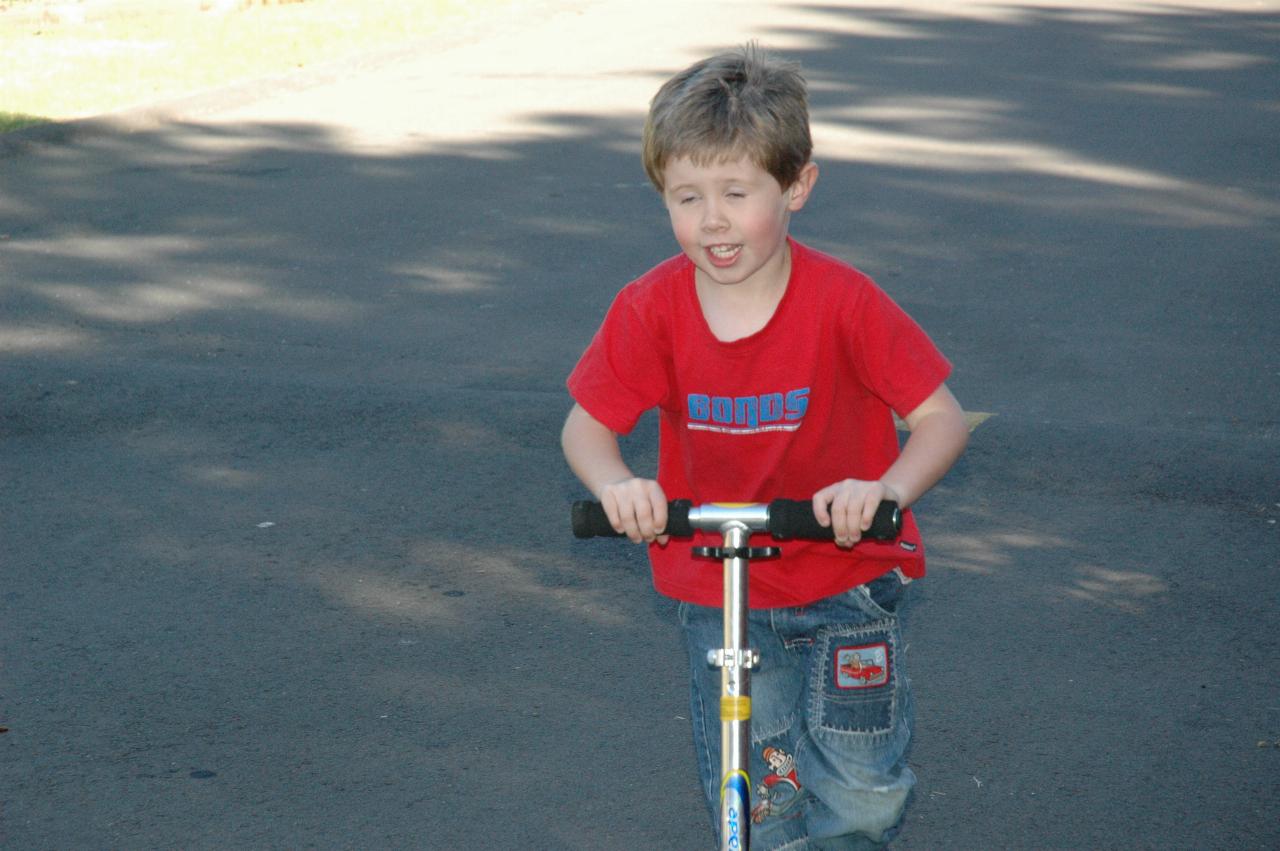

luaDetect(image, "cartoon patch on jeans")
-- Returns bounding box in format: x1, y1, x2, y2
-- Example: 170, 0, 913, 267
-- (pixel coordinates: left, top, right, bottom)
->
751, 746, 803, 823
834, 642, 890, 689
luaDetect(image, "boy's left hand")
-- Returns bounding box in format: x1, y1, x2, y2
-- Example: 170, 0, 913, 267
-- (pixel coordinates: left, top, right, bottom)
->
812, 479, 900, 548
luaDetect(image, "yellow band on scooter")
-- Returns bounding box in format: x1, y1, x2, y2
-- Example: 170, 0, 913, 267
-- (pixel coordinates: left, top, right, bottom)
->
720, 695, 751, 722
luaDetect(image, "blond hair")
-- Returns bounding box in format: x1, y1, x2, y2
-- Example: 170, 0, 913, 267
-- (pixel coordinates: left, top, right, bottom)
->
642, 44, 812, 191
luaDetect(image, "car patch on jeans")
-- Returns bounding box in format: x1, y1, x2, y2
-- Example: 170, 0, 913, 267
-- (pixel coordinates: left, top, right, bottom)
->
834, 643, 889, 689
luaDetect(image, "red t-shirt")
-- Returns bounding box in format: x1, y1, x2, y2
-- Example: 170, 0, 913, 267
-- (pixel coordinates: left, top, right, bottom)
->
567, 239, 952, 608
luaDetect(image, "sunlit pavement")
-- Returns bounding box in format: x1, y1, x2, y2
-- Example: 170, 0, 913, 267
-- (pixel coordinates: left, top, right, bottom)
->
2, 1, 1277, 848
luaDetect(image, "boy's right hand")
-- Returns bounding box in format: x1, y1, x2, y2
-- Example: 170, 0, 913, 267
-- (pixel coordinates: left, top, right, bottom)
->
598, 477, 670, 545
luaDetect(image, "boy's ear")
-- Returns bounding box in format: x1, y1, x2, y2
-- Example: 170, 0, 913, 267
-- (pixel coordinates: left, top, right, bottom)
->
786, 162, 819, 211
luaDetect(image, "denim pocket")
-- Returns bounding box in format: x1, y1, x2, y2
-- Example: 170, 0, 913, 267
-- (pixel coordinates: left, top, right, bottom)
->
847, 570, 906, 620
808, 617, 901, 739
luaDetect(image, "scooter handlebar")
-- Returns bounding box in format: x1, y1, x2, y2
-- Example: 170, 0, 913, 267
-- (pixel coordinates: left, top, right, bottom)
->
571, 498, 901, 542
767, 498, 901, 541
571, 498, 695, 539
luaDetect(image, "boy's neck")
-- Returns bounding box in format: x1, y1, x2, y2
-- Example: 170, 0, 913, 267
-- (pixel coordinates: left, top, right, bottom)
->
695, 242, 793, 342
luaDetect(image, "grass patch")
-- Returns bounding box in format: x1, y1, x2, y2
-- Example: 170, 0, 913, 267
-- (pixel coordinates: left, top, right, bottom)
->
0, 0, 515, 133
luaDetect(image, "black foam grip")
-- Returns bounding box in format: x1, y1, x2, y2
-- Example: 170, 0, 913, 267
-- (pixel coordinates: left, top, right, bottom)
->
571, 500, 694, 539
768, 499, 901, 541
571, 501, 619, 538
867, 500, 903, 540
665, 500, 695, 537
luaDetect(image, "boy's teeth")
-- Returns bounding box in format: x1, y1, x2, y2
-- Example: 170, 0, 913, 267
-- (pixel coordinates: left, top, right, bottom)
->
709, 245, 737, 257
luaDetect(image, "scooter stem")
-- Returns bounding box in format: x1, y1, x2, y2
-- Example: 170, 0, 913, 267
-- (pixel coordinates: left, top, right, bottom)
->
717, 522, 755, 850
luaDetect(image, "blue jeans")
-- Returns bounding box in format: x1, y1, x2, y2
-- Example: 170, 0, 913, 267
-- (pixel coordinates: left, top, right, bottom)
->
679, 571, 915, 851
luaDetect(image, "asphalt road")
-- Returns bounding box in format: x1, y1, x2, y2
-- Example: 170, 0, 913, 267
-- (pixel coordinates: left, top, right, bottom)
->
2, 1, 1278, 848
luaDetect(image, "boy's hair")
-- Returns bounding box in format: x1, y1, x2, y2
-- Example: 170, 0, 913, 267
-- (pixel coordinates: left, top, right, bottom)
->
642, 43, 812, 192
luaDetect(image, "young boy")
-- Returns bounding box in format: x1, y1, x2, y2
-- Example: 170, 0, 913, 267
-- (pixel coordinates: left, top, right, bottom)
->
562, 44, 968, 850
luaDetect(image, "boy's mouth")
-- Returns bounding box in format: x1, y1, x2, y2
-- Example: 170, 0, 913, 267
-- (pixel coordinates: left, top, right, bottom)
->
706, 244, 742, 266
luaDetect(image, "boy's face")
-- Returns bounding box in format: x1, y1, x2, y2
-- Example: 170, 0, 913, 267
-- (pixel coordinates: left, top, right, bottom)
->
660, 155, 817, 293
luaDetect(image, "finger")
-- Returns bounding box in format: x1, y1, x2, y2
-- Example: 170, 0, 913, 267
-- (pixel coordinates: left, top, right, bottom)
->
811, 491, 833, 526
606, 491, 644, 543
614, 507, 641, 543
601, 491, 625, 535
846, 515, 864, 544
840, 499, 866, 546
861, 497, 880, 533
651, 497, 669, 541
630, 498, 656, 542
830, 491, 852, 542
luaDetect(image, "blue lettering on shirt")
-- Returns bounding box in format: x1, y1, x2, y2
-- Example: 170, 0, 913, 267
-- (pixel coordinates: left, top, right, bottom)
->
686, 388, 809, 434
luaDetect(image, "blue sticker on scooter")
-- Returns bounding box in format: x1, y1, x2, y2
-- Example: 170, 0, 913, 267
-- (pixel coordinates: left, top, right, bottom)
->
721, 770, 749, 849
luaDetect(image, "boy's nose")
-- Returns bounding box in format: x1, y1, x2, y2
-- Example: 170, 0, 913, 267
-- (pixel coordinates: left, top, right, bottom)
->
701, 202, 729, 230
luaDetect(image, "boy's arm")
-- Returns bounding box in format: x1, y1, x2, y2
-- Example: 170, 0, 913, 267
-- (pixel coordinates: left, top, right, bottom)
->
813, 383, 969, 547
561, 403, 669, 544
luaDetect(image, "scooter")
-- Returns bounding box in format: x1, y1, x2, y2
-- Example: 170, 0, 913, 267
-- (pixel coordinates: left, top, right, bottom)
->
572, 498, 901, 850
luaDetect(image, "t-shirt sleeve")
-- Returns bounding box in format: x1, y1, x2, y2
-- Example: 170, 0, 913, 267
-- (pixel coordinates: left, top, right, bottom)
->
566, 287, 671, 435
851, 283, 953, 417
